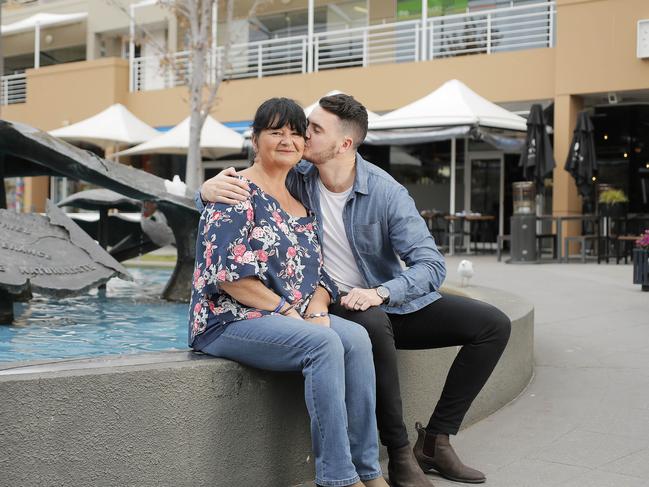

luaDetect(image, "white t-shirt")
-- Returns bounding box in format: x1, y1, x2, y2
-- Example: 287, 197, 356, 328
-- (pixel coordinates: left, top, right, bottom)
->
317, 179, 366, 292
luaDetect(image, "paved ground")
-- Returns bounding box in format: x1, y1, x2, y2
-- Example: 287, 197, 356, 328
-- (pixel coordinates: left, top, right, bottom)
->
424, 255, 649, 487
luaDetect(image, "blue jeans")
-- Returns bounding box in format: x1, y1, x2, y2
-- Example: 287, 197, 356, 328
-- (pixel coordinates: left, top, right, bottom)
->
195, 314, 382, 487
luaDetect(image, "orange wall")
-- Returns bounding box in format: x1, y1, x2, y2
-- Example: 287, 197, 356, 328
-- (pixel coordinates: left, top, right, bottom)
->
556, 0, 649, 96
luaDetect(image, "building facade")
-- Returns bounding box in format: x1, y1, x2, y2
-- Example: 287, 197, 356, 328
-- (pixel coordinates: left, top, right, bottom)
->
1, 0, 648, 244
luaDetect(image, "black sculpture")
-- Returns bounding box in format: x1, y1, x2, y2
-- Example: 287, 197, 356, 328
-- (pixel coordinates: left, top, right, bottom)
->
0, 119, 199, 303
0, 201, 132, 323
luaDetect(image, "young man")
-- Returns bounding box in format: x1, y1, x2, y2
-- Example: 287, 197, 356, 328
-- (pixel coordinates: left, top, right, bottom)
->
197, 94, 511, 487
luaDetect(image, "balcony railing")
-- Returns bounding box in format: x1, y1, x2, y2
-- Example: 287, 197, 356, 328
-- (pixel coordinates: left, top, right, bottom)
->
0, 73, 27, 106
130, 1, 555, 92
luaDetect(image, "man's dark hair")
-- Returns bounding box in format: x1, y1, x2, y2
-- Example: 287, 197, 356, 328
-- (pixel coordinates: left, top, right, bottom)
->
252, 97, 307, 138
318, 94, 368, 149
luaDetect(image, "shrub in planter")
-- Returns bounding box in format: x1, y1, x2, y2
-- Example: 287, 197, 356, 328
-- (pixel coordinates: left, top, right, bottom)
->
598, 189, 629, 218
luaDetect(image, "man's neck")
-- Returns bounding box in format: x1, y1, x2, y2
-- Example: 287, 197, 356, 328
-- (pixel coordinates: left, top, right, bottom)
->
318, 153, 357, 193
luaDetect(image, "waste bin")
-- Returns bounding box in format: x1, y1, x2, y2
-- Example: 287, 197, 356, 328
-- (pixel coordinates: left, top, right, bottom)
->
510, 182, 537, 263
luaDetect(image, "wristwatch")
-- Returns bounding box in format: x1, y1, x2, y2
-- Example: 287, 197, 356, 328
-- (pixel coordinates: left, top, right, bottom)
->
375, 285, 390, 304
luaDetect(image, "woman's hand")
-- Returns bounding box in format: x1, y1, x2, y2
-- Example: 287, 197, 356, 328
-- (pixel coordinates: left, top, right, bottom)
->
284, 307, 304, 321
305, 314, 330, 328
200, 167, 250, 205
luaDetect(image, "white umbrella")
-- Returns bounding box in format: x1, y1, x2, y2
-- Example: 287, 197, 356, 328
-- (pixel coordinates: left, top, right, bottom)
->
369, 79, 527, 132
367, 79, 527, 255
50, 104, 160, 149
115, 115, 245, 159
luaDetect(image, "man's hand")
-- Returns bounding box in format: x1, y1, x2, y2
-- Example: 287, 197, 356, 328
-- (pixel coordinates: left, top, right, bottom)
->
340, 288, 383, 311
200, 167, 250, 205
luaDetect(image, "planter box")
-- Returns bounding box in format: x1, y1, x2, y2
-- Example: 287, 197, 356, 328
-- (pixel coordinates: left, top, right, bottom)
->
632, 248, 649, 291
599, 203, 628, 219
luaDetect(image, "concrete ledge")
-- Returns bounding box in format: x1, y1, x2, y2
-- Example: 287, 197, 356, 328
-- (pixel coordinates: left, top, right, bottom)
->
0, 283, 533, 487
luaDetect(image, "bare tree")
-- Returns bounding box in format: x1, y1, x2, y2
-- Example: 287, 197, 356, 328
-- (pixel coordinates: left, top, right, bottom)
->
110, 0, 266, 189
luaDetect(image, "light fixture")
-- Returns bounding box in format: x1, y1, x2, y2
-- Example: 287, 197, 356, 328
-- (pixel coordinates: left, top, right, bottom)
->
603, 134, 608, 140
646, 163, 649, 169
44, 34, 54, 45
623, 152, 628, 158
592, 176, 597, 181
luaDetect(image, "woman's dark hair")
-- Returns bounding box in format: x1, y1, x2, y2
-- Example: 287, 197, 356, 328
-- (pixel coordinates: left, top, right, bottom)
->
251, 97, 307, 139
318, 94, 368, 149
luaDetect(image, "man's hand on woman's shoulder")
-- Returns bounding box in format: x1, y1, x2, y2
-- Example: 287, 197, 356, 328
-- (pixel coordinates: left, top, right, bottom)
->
200, 166, 251, 205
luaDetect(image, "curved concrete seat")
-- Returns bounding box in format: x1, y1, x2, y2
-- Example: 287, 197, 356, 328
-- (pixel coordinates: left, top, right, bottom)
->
0, 283, 533, 487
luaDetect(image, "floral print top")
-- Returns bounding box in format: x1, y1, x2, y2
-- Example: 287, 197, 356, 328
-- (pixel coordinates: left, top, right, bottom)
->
188, 179, 338, 347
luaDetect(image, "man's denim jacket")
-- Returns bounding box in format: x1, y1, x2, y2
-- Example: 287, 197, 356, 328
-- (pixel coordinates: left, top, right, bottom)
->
195, 154, 446, 314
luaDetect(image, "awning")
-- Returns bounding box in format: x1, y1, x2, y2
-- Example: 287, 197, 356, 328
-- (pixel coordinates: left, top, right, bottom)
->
1, 12, 88, 36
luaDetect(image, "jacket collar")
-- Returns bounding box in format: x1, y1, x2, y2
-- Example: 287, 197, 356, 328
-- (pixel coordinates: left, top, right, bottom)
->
297, 153, 369, 196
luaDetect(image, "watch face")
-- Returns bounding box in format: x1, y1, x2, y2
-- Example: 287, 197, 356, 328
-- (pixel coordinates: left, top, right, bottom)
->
377, 286, 389, 301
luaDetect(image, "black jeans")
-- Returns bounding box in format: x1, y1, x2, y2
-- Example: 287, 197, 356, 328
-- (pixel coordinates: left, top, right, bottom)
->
330, 292, 511, 449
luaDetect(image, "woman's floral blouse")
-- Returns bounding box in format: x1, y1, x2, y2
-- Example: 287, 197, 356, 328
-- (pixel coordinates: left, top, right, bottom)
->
188, 179, 338, 346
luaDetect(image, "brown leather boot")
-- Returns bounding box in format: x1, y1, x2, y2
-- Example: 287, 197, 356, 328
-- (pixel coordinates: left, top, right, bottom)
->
413, 422, 486, 484
363, 477, 390, 487
387, 443, 434, 487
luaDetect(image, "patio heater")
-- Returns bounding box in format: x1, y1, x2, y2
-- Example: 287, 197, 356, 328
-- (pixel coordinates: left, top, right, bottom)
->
510, 181, 537, 263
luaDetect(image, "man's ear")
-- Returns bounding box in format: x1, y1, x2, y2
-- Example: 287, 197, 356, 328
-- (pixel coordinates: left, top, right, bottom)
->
339, 135, 355, 154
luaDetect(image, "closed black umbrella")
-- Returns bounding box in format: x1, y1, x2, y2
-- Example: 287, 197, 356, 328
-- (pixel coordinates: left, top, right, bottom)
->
564, 111, 598, 203
519, 104, 555, 192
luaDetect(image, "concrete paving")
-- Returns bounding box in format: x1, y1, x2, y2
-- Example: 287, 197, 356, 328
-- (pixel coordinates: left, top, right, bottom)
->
424, 256, 649, 487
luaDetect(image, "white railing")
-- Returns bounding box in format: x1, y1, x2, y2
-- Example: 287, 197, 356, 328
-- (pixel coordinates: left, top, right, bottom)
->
428, 2, 555, 58
314, 20, 421, 71
0, 73, 27, 105
130, 1, 555, 92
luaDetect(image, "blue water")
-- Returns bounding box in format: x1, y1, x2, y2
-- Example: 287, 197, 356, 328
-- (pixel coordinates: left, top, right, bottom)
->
0, 268, 189, 364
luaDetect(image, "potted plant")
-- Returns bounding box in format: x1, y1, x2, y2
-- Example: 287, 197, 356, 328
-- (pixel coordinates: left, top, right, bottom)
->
633, 230, 649, 292
598, 189, 629, 218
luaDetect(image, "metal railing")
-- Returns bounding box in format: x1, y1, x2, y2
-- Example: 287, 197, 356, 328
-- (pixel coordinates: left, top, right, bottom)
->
428, 2, 556, 59
130, 1, 555, 92
314, 20, 421, 71
0, 73, 27, 105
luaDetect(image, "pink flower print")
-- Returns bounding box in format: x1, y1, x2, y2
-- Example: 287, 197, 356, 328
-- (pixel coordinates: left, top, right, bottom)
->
194, 302, 203, 315
193, 268, 201, 286
209, 211, 222, 223
247, 207, 254, 221
292, 289, 302, 301
195, 276, 205, 289
306, 223, 314, 231
251, 227, 265, 239
272, 211, 283, 224
209, 301, 216, 313
233, 244, 247, 257
256, 249, 269, 262
287, 246, 297, 257
241, 251, 256, 264
246, 311, 262, 319
216, 269, 227, 281
286, 265, 294, 276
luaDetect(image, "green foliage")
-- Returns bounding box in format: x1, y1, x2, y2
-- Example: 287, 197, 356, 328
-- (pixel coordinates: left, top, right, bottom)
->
598, 189, 629, 204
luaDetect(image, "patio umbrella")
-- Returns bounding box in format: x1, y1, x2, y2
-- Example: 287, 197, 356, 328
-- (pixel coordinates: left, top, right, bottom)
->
49, 104, 160, 150
519, 104, 555, 192
114, 115, 245, 159
564, 111, 598, 202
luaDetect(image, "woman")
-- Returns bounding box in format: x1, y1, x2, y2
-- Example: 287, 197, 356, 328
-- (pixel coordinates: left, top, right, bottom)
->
188, 98, 388, 487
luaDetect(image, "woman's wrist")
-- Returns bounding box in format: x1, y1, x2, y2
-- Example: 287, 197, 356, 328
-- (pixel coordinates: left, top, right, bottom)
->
305, 311, 329, 320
